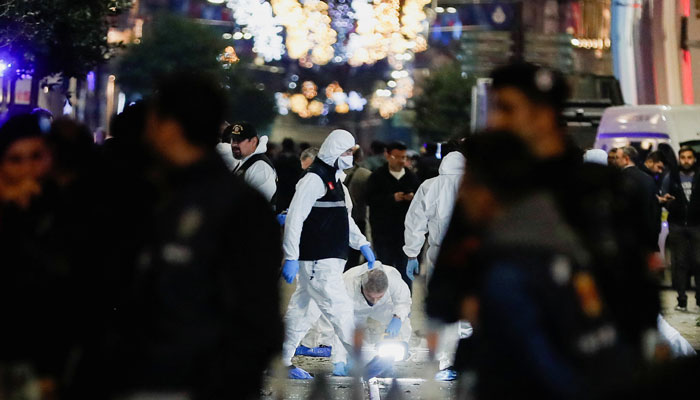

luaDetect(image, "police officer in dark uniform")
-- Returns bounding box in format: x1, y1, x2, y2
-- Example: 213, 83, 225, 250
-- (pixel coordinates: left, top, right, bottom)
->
87, 73, 283, 400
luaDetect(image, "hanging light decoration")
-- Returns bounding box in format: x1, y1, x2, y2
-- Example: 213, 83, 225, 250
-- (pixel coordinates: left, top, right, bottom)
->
346, 0, 429, 67
226, 0, 284, 61
272, 0, 338, 66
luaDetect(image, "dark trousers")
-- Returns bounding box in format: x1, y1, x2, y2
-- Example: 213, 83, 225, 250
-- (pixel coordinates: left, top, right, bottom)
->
373, 238, 411, 292
667, 224, 700, 307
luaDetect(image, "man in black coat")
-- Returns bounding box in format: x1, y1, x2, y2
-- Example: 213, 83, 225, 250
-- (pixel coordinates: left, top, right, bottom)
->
615, 146, 662, 252
367, 141, 420, 290
428, 63, 659, 381
74, 73, 283, 400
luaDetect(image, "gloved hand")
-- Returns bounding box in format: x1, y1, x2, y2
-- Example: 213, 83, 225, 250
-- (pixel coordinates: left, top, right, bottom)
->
385, 316, 402, 337
276, 213, 287, 226
332, 362, 348, 376
288, 366, 313, 379
361, 245, 376, 269
282, 260, 299, 284
406, 258, 419, 281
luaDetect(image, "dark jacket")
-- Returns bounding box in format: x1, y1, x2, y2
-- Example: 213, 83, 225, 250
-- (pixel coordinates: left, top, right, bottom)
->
367, 164, 420, 242
104, 154, 282, 399
428, 145, 659, 358
621, 165, 662, 251
663, 167, 700, 227
473, 193, 634, 400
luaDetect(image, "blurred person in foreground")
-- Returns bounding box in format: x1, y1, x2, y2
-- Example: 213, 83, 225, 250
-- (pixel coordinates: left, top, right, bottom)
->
275, 138, 302, 212
427, 62, 659, 376
458, 131, 636, 400
85, 72, 282, 400
0, 113, 65, 398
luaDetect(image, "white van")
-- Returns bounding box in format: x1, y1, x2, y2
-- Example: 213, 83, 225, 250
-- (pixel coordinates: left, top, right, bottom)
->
594, 105, 700, 156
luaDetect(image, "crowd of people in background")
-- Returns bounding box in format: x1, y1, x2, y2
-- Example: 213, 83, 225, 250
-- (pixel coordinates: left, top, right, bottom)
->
0, 62, 699, 400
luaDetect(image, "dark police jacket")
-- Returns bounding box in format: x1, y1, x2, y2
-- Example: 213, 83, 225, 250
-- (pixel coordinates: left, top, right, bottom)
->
112, 153, 282, 398
473, 193, 635, 400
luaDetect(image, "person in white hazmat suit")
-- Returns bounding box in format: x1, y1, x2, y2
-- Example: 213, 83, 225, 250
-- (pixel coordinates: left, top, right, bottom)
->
297, 263, 412, 376
402, 150, 471, 379
281, 129, 376, 379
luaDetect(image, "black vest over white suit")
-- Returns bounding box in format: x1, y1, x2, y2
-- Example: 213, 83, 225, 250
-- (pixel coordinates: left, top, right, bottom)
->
299, 159, 350, 261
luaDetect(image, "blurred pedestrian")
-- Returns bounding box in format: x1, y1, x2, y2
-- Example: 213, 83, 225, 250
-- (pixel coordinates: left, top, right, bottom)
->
280, 129, 375, 379
617, 146, 662, 252
229, 122, 278, 203
275, 138, 302, 211
428, 62, 659, 375
416, 142, 441, 182
101, 73, 282, 400
367, 141, 420, 290
458, 131, 634, 400
344, 147, 372, 270
608, 147, 618, 166
659, 146, 700, 312
641, 150, 665, 189
362, 140, 387, 171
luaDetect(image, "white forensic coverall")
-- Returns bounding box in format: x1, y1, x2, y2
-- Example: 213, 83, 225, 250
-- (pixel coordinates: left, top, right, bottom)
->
301, 263, 413, 355
657, 314, 696, 357
232, 135, 277, 202
281, 130, 370, 366
402, 151, 470, 370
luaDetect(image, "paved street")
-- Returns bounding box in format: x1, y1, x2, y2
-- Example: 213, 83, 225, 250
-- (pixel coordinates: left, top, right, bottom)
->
262, 271, 699, 399
660, 289, 700, 350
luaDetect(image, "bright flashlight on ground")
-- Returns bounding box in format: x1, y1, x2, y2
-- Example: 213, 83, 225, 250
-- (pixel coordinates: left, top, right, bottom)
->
377, 341, 407, 362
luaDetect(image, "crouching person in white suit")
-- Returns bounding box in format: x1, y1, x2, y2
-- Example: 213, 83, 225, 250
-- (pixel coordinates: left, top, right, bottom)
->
298, 263, 412, 377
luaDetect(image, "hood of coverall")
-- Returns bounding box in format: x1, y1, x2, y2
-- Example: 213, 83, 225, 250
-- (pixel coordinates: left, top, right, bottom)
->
438, 151, 466, 175
318, 129, 356, 168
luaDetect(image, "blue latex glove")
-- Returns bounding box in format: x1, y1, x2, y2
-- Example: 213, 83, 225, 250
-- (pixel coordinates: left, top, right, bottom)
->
361, 245, 376, 269
385, 316, 402, 337
276, 213, 287, 226
288, 366, 313, 379
363, 356, 394, 380
282, 260, 299, 284
332, 362, 348, 376
406, 258, 419, 281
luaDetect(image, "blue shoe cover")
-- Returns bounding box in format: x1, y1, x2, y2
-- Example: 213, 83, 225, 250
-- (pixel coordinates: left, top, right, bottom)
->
435, 368, 458, 381
288, 366, 313, 379
332, 362, 348, 376
295, 345, 332, 357
363, 356, 394, 380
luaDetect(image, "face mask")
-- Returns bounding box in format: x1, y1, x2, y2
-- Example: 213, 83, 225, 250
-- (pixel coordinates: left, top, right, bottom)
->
337, 155, 353, 170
